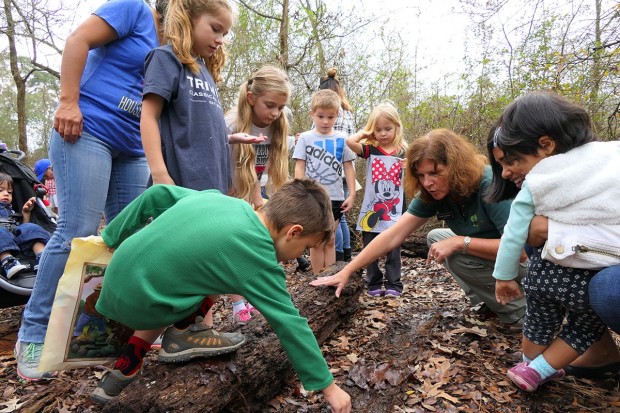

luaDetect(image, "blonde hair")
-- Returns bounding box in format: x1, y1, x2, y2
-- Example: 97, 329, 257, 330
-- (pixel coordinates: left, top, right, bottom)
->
230, 65, 291, 201
311, 89, 340, 113
359, 101, 408, 150
163, 0, 231, 79
263, 178, 334, 244
318, 68, 352, 112
404, 129, 487, 204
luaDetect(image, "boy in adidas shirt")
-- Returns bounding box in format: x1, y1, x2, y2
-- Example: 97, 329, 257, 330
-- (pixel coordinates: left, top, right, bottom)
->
293, 89, 356, 275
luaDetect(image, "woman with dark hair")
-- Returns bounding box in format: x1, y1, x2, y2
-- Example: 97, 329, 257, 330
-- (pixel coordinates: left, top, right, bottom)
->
486, 91, 620, 386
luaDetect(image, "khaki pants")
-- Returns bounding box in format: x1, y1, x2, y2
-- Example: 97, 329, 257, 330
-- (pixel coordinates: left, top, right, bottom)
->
427, 228, 526, 324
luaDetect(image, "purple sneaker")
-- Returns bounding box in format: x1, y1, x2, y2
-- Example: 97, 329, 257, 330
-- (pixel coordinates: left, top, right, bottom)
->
368, 289, 383, 297
384, 289, 402, 297
507, 362, 565, 392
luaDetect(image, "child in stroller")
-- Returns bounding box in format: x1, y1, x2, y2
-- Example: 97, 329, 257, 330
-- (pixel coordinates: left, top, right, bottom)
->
0, 172, 51, 278
0, 148, 57, 306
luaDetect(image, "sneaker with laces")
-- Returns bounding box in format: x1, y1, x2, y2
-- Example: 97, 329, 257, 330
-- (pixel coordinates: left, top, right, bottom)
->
507, 362, 565, 392
158, 317, 246, 363
233, 308, 252, 324
296, 256, 311, 272
14, 341, 56, 381
91, 368, 140, 404
368, 289, 383, 297
384, 289, 402, 297
150, 332, 164, 349
2, 256, 28, 279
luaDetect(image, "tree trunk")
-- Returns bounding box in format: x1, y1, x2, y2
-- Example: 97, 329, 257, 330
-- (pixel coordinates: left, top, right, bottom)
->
279, 0, 289, 69
102, 262, 364, 413
3, 0, 28, 153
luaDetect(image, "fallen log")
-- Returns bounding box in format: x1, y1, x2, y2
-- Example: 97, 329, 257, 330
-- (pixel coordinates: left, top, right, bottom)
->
102, 262, 364, 413
401, 231, 429, 258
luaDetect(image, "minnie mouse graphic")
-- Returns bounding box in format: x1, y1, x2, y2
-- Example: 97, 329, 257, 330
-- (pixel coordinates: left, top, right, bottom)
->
359, 158, 403, 231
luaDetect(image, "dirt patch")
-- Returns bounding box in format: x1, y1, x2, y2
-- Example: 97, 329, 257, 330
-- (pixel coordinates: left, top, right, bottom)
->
1, 256, 619, 412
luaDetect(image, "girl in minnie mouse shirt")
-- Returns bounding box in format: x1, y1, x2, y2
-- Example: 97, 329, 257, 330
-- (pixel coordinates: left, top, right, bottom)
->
346, 102, 408, 297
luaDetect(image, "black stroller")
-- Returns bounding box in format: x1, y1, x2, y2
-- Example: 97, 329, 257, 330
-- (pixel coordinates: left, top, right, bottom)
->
0, 148, 57, 307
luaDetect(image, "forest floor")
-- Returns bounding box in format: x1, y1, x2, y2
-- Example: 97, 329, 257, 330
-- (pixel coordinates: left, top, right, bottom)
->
1, 254, 619, 413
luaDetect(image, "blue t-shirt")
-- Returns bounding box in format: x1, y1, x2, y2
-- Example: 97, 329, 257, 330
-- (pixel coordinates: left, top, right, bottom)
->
143, 45, 231, 193
79, 0, 158, 156
292, 130, 356, 201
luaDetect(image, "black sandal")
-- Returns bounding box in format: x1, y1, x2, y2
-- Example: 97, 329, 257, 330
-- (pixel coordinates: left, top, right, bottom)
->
564, 362, 620, 380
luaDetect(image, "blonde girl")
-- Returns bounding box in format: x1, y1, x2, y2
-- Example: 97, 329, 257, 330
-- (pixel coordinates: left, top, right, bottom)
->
221, 66, 291, 323
346, 102, 408, 297
228, 65, 291, 207
141, 0, 262, 193
93, 0, 262, 403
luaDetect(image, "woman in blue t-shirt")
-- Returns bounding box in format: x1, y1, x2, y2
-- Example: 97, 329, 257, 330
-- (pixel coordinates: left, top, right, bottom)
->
16, 0, 165, 381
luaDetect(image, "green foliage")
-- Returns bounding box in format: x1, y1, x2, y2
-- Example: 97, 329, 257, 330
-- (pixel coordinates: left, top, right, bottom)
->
0, 0, 618, 159
0, 52, 58, 153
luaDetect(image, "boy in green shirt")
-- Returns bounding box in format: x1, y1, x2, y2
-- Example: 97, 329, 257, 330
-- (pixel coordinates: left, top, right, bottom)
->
91, 179, 351, 412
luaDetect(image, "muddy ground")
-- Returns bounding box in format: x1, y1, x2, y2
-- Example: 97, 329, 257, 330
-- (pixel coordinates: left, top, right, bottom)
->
1, 255, 619, 412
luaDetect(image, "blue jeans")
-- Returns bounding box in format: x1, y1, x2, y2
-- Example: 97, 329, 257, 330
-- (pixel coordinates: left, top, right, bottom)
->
0, 224, 50, 255
335, 179, 351, 253
18, 131, 149, 343
335, 214, 351, 253
588, 265, 620, 334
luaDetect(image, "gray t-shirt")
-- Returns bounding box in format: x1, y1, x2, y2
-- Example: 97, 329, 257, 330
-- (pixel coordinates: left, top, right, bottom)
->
292, 129, 355, 200
143, 45, 231, 193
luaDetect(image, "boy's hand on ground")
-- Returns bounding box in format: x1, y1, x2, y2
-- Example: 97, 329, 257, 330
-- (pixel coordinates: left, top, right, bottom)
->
495, 279, 523, 305
322, 382, 351, 413
310, 270, 350, 297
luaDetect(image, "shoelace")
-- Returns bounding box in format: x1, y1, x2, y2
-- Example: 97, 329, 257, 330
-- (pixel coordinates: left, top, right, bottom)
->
22, 343, 43, 365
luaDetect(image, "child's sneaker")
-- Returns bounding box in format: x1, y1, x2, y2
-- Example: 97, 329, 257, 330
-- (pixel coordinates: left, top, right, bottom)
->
158, 317, 246, 363
233, 308, 252, 324
507, 362, 565, 392
91, 368, 140, 404
384, 289, 402, 297
2, 255, 28, 279
296, 256, 310, 272
33, 252, 42, 272
14, 341, 56, 381
150, 332, 164, 349
368, 289, 383, 297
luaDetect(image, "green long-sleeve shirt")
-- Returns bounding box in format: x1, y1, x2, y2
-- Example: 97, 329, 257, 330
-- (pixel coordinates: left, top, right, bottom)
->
96, 185, 333, 391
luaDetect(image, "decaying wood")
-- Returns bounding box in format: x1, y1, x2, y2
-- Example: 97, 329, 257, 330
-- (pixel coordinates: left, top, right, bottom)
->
102, 262, 364, 413
401, 232, 429, 258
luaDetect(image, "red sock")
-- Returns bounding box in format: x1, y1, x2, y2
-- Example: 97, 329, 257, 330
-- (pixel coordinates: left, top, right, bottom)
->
173, 297, 214, 329
114, 336, 150, 376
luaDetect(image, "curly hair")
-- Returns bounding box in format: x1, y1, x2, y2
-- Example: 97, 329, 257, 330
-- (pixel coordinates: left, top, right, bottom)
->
404, 129, 487, 204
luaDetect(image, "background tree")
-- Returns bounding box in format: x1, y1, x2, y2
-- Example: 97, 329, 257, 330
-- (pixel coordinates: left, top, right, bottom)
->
0, 0, 66, 156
